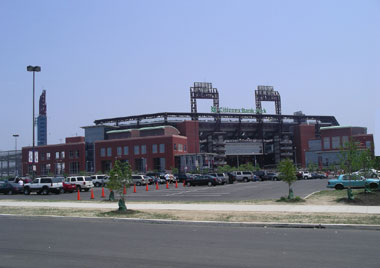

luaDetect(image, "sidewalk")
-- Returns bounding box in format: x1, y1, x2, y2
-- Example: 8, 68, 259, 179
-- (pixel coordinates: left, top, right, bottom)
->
1, 201, 380, 214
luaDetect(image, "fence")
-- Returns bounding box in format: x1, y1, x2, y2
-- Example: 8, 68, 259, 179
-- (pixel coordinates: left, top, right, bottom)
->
0, 150, 22, 179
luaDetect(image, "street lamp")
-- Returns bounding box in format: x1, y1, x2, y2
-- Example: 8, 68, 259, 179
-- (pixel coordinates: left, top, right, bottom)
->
27, 65, 41, 178
13, 134, 19, 177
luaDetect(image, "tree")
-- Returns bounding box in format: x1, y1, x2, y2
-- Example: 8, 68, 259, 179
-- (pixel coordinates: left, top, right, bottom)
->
339, 140, 362, 200
171, 167, 179, 175
278, 158, 297, 199
358, 149, 375, 177
240, 163, 255, 172
307, 163, 317, 173
107, 160, 132, 211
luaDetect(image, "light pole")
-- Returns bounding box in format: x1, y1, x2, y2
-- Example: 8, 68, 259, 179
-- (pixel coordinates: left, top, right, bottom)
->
13, 134, 19, 177
27, 65, 41, 178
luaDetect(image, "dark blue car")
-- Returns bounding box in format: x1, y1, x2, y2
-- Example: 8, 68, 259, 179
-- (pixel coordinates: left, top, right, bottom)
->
0, 181, 23, 195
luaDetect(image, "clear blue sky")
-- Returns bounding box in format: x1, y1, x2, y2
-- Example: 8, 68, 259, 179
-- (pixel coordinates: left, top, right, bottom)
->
1, 0, 379, 154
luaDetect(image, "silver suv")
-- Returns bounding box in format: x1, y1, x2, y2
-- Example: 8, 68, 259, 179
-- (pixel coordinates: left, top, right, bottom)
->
231, 171, 253, 182
132, 175, 150, 186
66, 176, 94, 191
91, 175, 109, 187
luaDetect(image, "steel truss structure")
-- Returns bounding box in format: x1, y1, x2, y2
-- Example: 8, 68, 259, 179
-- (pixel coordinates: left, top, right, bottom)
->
255, 86, 281, 115
190, 82, 219, 119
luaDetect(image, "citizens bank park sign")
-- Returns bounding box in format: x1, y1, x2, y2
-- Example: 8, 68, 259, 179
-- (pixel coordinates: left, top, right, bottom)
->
211, 106, 266, 114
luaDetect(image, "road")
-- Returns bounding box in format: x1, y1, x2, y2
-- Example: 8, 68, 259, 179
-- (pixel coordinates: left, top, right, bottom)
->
0, 215, 379, 268
0, 179, 330, 202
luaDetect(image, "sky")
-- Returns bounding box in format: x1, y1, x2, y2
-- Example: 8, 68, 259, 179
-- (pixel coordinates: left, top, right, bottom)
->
0, 0, 379, 154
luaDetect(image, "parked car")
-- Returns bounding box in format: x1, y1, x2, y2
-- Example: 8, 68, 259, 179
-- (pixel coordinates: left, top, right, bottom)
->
150, 175, 166, 184
62, 180, 76, 193
230, 171, 254, 182
253, 170, 266, 181
66, 176, 94, 192
185, 174, 220, 187
311, 172, 327, 179
91, 175, 109, 187
0, 180, 23, 195
174, 173, 192, 183
131, 175, 150, 186
226, 172, 237, 184
327, 174, 380, 190
261, 172, 280, 181
24, 177, 63, 195
208, 173, 228, 185
297, 171, 312, 180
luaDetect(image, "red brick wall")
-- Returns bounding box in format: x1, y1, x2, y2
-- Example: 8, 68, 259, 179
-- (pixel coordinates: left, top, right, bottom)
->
22, 142, 86, 176
353, 134, 374, 155
177, 121, 199, 153
65, 136, 85, 143
94, 135, 188, 173
293, 125, 316, 167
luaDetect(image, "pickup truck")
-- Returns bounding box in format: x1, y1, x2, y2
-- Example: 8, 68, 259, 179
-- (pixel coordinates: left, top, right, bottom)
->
24, 177, 63, 195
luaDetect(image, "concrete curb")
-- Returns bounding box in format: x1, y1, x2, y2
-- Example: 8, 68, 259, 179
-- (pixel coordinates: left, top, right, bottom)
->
1, 213, 380, 231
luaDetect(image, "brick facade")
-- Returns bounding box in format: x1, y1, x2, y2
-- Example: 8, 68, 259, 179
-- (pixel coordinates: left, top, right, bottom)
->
22, 138, 86, 176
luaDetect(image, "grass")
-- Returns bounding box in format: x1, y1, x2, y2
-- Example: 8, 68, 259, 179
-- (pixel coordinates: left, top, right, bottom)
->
306, 189, 380, 206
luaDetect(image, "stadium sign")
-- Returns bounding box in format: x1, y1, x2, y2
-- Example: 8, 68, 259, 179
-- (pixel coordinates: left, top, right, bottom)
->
211, 106, 266, 114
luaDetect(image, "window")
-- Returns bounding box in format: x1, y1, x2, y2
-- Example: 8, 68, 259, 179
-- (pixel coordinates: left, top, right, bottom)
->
100, 148, 105, 157
40, 152, 45, 161
184, 145, 187, 152
366, 141, 371, 149
332, 137, 340, 149
117, 146, 122, 156
152, 144, 157, 154
69, 151, 74, 159
174, 144, 177, 150
46, 153, 50, 160
69, 162, 80, 174
123, 146, 129, 155
141, 145, 146, 154
178, 144, 183, 152
323, 137, 330, 150
56, 152, 60, 159
134, 145, 139, 155
75, 150, 80, 158
61, 151, 65, 159
55, 163, 64, 175
107, 147, 112, 157
342, 136, 349, 147
159, 144, 165, 153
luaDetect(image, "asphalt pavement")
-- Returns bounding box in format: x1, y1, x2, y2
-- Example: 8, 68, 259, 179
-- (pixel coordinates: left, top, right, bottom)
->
0, 215, 379, 268
0, 179, 330, 202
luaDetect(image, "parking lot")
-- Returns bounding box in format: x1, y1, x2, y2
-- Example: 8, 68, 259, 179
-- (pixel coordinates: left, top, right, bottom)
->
0, 179, 330, 202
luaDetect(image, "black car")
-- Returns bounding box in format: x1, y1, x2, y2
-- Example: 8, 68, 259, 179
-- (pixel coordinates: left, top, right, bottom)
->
261, 172, 279, 181
185, 175, 219, 187
174, 173, 192, 183
311, 172, 327, 179
0, 181, 23, 195
253, 171, 266, 181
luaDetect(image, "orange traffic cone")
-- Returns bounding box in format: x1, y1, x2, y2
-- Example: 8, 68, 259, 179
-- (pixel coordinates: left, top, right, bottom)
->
146, 183, 149, 191
123, 185, 127, 195
166, 181, 169, 189
133, 184, 136, 193
77, 188, 80, 201
101, 187, 105, 198
175, 181, 178, 188
156, 182, 159, 190
90, 188, 94, 199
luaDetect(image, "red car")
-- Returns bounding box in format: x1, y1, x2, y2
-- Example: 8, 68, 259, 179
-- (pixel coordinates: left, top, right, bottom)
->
63, 181, 76, 193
